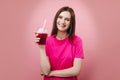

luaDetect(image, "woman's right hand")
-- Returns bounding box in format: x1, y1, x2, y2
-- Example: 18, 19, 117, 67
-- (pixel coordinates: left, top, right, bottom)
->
35, 33, 46, 49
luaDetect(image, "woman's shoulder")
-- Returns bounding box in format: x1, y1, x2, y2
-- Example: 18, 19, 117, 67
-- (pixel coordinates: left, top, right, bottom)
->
73, 35, 83, 44
73, 35, 82, 41
46, 35, 55, 41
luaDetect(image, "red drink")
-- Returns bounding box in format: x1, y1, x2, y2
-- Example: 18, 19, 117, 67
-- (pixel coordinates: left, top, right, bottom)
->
35, 19, 48, 45
36, 33, 48, 45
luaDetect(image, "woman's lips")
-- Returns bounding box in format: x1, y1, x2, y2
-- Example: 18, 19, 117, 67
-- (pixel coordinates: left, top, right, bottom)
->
58, 24, 66, 28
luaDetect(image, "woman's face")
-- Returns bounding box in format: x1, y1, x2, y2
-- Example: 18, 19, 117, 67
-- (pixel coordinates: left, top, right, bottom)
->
56, 11, 71, 32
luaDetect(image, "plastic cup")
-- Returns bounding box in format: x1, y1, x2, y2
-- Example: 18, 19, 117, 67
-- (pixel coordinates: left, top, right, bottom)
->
35, 32, 48, 45
35, 19, 48, 45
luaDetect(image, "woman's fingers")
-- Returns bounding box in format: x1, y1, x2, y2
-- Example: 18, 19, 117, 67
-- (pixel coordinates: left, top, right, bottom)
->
34, 32, 41, 45
35, 37, 40, 43
35, 33, 39, 36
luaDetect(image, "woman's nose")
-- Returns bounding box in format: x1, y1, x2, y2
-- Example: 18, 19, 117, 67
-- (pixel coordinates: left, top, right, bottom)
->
60, 19, 65, 24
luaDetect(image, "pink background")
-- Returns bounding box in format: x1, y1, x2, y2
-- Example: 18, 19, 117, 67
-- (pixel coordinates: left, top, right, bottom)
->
0, 0, 120, 80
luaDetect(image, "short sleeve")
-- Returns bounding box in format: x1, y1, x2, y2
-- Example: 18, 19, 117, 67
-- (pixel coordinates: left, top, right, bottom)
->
45, 37, 50, 56
74, 37, 84, 59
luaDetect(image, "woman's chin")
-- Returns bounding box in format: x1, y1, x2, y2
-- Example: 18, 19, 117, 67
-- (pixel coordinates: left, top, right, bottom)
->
57, 27, 68, 32
58, 29, 67, 32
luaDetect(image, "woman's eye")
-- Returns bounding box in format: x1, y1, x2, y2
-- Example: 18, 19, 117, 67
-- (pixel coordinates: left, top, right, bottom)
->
65, 18, 70, 21
58, 16, 62, 19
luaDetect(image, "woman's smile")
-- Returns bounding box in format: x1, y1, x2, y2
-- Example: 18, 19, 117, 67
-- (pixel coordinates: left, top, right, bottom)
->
56, 11, 71, 32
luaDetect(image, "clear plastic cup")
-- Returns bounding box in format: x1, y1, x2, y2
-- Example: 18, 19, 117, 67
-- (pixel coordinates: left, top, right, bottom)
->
35, 29, 48, 45
35, 19, 48, 45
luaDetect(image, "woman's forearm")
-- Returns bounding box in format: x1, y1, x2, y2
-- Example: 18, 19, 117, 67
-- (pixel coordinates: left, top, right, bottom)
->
48, 67, 80, 77
48, 58, 82, 77
39, 48, 51, 75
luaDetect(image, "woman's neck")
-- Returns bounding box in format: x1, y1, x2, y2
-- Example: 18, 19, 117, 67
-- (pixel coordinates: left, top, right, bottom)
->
56, 31, 68, 40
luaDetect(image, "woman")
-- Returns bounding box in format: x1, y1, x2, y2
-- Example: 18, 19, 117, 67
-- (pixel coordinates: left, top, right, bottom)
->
35, 6, 84, 80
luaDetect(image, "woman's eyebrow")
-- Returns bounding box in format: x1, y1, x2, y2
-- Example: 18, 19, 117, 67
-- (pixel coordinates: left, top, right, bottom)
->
59, 15, 70, 19
58, 15, 62, 17
66, 17, 70, 19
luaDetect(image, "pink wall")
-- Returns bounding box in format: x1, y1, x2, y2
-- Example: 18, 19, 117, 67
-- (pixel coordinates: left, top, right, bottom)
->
0, 0, 120, 80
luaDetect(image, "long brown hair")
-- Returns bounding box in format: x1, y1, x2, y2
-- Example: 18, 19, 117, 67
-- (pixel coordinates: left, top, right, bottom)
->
51, 6, 76, 43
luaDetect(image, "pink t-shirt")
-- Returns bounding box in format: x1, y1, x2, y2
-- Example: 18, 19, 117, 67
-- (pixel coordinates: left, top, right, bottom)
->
44, 35, 84, 80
